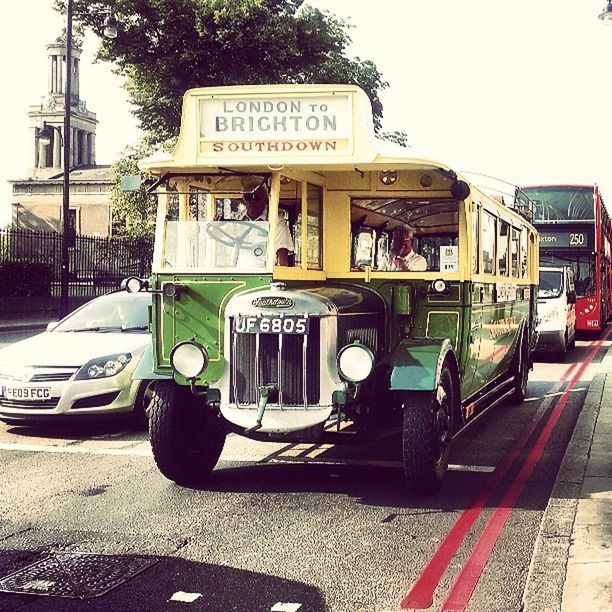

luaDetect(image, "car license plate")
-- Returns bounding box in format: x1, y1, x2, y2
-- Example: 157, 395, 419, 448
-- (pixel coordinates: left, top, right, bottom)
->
234, 315, 309, 334
3, 386, 52, 400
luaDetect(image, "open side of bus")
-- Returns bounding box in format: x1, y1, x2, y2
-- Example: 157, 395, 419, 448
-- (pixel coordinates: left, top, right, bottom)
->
132, 84, 539, 493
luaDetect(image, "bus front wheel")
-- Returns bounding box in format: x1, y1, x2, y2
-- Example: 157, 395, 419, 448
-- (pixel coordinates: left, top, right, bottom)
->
508, 331, 529, 404
149, 381, 226, 486
401, 363, 454, 494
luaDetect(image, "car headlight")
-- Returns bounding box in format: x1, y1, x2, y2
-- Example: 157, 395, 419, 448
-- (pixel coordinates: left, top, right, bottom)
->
337, 343, 375, 383
170, 341, 208, 379
75, 353, 132, 380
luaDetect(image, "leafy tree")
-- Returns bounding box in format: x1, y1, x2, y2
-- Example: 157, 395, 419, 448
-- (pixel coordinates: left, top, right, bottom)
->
55, 0, 395, 141
109, 139, 166, 238
54, 1, 407, 236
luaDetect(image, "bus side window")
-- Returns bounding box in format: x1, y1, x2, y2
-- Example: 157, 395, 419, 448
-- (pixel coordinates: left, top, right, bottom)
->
472, 205, 480, 274
520, 228, 528, 278
498, 220, 509, 276
482, 211, 496, 274
279, 177, 301, 268
307, 184, 323, 270
511, 228, 520, 277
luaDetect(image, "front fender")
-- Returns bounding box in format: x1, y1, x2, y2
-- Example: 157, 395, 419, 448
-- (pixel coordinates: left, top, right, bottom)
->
132, 343, 173, 381
387, 338, 454, 392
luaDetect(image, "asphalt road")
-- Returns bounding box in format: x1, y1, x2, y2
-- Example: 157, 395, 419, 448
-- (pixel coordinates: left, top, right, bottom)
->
0, 330, 609, 611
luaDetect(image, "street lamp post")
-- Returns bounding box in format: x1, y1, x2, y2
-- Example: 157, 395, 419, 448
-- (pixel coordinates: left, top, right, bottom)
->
39, 0, 118, 316
60, 0, 74, 318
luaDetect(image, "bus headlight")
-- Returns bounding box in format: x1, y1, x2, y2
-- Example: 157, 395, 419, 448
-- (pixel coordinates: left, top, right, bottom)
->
337, 343, 374, 383
170, 341, 208, 379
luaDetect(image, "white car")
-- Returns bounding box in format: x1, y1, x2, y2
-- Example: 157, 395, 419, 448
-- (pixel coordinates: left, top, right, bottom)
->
0, 291, 153, 425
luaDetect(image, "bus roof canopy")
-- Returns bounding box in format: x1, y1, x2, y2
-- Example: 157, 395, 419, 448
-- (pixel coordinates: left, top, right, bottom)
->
138, 84, 457, 178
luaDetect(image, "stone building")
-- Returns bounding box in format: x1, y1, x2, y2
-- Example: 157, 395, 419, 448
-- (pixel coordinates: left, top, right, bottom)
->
9, 34, 116, 237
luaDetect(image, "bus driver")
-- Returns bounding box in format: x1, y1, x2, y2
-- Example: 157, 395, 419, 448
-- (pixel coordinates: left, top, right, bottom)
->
383, 226, 427, 271
241, 181, 294, 266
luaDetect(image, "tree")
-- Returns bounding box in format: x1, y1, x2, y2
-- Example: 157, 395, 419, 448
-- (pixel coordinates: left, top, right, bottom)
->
55, 0, 395, 141
109, 139, 167, 238
54, 1, 407, 237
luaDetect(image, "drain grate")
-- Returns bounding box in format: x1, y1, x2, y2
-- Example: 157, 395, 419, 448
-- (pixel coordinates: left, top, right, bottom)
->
0, 552, 159, 599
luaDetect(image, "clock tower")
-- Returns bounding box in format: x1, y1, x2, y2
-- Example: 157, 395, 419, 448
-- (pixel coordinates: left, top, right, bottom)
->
28, 32, 97, 179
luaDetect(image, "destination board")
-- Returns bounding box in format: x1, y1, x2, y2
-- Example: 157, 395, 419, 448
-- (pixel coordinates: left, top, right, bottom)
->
538, 229, 593, 249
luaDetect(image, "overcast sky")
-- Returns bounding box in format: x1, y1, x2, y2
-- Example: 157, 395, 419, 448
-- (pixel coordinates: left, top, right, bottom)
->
2, 0, 611, 224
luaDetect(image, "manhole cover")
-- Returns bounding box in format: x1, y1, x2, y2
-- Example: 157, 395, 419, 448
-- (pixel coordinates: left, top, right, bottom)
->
0, 552, 159, 599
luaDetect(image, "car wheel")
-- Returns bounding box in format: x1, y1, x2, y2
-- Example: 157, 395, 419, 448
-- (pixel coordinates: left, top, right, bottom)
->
130, 380, 155, 429
555, 332, 568, 362
149, 381, 226, 486
508, 330, 529, 405
402, 362, 454, 494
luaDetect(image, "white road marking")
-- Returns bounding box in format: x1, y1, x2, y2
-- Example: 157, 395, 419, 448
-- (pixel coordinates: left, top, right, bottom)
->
271, 604, 302, 612
0, 442, 152, 456
169, 591, 202, 603
0, 442, 495, 472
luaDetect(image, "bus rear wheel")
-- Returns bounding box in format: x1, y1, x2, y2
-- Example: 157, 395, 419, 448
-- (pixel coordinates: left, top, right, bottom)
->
508, 331, 529, 404
149, 381, 226, 486
401, 363, 454, 494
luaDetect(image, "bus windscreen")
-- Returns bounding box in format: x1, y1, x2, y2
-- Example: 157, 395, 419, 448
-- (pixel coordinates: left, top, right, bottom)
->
523, 187, 594, 221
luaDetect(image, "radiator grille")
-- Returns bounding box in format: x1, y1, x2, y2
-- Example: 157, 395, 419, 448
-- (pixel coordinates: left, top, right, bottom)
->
230, 318, 320, 406
31, 370, 78, 382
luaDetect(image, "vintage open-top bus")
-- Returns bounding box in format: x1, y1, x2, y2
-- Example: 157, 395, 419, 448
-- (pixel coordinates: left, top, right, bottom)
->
129, 84, 539, 493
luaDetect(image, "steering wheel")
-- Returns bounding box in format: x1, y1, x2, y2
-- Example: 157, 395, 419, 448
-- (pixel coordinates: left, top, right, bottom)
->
206, 221, 268, 267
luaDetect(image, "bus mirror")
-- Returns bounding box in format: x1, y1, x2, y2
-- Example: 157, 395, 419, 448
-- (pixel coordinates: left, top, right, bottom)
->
451, 180, 470, 201
120, 174, 143, 192
393, 285, 412, 315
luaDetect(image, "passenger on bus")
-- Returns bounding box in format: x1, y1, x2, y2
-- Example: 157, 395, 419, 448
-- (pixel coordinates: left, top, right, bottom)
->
238, 181, 295, 266
382, 226, 427, 271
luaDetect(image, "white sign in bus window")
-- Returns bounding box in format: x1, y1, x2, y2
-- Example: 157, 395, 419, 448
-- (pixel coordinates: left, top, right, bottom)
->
440, 245, 458, 272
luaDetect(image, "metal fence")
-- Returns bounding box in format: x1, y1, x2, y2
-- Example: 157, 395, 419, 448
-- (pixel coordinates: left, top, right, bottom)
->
0, 227, 153, 300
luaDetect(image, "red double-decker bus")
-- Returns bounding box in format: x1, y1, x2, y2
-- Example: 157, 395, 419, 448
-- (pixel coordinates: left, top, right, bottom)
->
516, 184, 611, 332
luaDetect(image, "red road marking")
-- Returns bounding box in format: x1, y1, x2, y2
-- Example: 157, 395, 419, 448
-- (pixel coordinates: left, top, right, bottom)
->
441, 333, 610, 611
400, 337, 606, 609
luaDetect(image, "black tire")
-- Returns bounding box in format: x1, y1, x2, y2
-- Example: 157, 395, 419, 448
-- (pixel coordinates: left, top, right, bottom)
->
402, 362, 454, 494
554, 332, 568, 362
149, 381, 226, 486
130, 380, 155, 429
508, 330, 529, 405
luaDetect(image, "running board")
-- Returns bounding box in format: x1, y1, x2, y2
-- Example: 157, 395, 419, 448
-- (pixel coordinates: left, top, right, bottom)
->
453, 385, 516, 442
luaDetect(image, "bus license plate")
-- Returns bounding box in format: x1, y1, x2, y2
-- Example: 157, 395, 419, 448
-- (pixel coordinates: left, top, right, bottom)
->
234, 316, 309, 335
3, 386, 52, 400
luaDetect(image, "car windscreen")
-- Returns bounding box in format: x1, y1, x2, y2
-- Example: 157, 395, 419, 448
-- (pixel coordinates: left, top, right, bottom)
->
54, 293, 150, 332
538, 270, 563, 299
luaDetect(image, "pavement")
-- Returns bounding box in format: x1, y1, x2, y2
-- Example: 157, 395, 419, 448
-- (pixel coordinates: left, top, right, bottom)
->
523, 344, 612, 611
0, 315, 610, 610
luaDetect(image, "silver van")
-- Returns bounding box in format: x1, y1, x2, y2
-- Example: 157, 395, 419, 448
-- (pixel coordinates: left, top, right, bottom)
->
536, 266, 577, 360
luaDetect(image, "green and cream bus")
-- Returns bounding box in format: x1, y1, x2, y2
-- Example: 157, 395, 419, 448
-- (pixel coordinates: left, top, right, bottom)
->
129, 84, 539, 493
